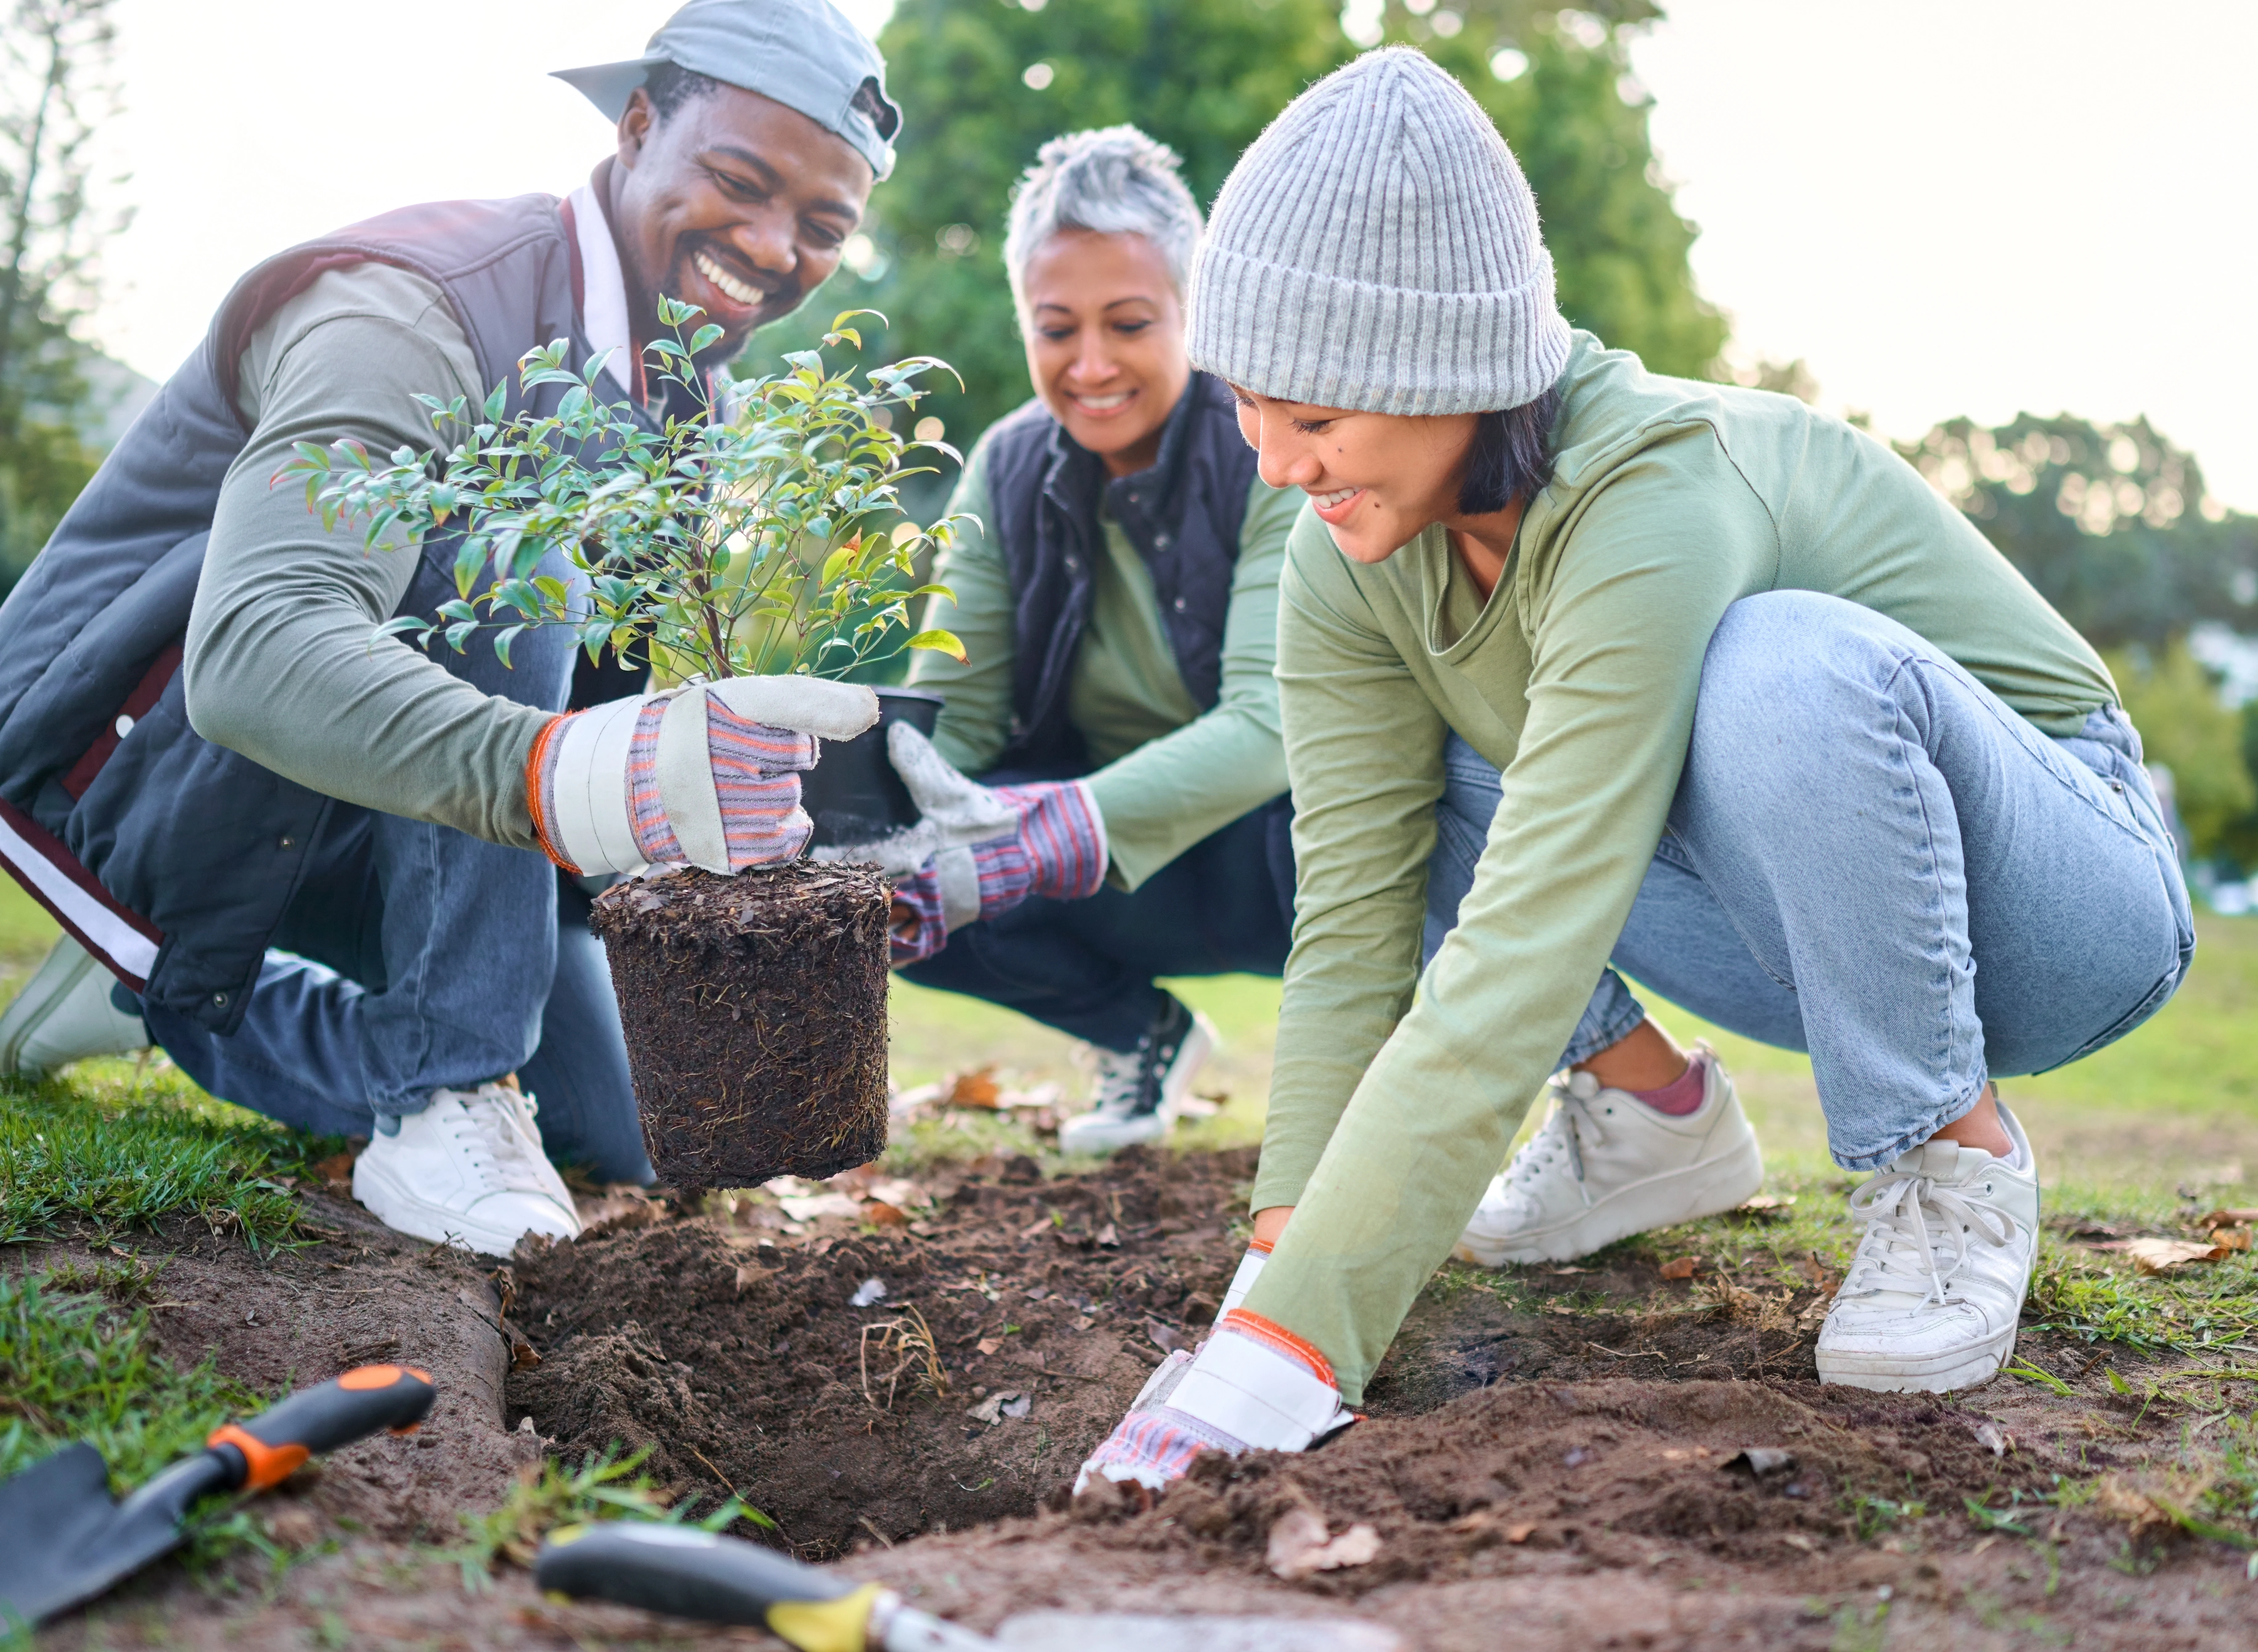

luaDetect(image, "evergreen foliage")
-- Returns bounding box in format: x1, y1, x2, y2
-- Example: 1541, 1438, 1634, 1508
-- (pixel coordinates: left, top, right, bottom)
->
0, 0, 126, 591
752, 0, 1723, 451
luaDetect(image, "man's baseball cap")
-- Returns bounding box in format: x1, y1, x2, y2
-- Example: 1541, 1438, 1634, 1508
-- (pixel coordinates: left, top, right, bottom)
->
553, 0, 901, 181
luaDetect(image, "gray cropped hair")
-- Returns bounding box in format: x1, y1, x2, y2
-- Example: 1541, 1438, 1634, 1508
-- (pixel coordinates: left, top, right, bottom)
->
1003, 126, 1204, 320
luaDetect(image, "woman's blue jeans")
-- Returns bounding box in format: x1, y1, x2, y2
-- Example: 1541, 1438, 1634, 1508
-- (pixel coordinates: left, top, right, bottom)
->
140, 804, 651, 1183
1426, 591, 2195, 1171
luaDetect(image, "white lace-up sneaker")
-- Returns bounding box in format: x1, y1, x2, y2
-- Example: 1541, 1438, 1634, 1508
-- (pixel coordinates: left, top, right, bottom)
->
1816, 1102, 2039, 1393
0, 935, 150, 1079
351, 1081, 583, 1256
1059, 995, 1217, 1155
1452, 1044, 1764, 1266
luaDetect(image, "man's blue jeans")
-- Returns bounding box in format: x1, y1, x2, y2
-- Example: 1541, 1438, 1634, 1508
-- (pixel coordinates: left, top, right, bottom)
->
1427, 591, 2195, 1171
141, 804, 651, 1183
900, 791, 1295, 1051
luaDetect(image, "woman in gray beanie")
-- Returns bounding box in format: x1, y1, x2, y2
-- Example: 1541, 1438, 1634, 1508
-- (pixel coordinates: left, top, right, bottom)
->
1076, 47, 2190, 1496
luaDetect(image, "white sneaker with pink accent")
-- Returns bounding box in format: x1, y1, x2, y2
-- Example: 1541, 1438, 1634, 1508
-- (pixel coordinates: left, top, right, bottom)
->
1452, 1045, 1763, 1266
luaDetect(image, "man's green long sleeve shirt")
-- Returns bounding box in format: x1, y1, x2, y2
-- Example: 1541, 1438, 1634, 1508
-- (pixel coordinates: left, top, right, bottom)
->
907, 428, 1301, 889
1243, 332, 2116, 1399
184, 261, 551, 849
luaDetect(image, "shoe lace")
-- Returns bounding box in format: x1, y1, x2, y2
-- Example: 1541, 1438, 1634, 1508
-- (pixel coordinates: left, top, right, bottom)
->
1503, 1079, 1605, 1193
1842, 1167, 2016, 1304
1087, 1043, 1151, 1119
456, 1087, 550, 1197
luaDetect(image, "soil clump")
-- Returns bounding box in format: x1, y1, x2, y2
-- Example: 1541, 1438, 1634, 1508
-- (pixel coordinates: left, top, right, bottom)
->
592, 863, 891, 1191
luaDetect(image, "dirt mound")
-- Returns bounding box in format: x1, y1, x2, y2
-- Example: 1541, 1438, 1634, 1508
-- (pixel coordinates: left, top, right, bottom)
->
507, 1145, 1256, 1552
1070, 1376, 2050, 1590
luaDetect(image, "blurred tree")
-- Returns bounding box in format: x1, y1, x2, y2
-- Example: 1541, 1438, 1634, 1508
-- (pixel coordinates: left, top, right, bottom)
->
1898, 414, 2258, 651
751, 0, 1724, 461
0, 0, 126, 593
2227, 700, 2258, 872
2103, 642, 2255, 863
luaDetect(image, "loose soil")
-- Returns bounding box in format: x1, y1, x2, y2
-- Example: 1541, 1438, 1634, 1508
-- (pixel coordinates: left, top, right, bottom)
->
20, 1144, 2258, 1649
592, 863, 891, 1192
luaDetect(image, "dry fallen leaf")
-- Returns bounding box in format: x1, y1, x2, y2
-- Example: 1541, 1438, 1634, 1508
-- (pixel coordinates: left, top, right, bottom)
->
2096, 1237, 2231, 1273
1095, 1223, 1120, 1248
2206, 1226, 2252, 1253
976, 1336, 1002, 1356
312, 1151, 357, 1190
1266, 1507, 1384, 1579
945, 1066, 1003, 1109
863, 1201, 910, 1228
1659, 1256, 1701, 1281
2198, 1208, 2258, 1229
1504, 1521, 1537, 1544
1972, 1420, 2012, 1456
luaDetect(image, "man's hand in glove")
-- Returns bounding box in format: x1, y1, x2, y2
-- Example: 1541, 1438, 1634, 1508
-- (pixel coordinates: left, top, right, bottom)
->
813, 724, 1107, 965
1074, 1309, 1355, 1495
526, 677, 877, 876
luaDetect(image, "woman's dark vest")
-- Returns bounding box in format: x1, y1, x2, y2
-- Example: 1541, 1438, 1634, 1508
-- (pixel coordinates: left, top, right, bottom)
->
979, 373, 1260, 771
0, 194, 633, 1034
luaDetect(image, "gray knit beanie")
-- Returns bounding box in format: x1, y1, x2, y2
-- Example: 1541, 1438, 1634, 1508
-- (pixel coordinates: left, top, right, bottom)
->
1187, 47, 1571, 416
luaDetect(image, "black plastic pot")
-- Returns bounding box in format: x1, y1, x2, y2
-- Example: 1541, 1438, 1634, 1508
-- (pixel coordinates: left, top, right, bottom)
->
801, 686, 944, 848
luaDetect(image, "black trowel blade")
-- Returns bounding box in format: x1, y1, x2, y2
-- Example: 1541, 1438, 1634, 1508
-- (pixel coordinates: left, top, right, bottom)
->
0, 1442, 227, 1627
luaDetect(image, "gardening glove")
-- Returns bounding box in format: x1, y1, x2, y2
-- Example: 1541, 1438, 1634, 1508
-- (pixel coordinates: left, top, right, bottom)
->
528, 677, 878, 877
816, 724, 1107, 965
1073, 1309, 1355, 1496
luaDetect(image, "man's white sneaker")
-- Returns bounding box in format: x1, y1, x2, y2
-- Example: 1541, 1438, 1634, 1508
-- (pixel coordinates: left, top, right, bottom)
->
1815, 1102, 2039, 1394
1059, 995, 1216, 1155
1452, 1044, 1763, 1266
0, 935, 150, 1079
351, 1082, 583, 1257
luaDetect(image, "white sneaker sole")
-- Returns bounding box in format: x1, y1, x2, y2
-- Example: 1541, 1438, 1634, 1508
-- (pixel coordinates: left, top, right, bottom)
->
1816, 1315, 2022, 1394
1059, 1111, 1172, 1153
351, 1154, 573, 1258
1453, 1133, 1765, 1266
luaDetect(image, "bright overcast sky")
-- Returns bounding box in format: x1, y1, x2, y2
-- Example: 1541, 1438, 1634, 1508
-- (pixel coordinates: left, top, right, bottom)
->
89, 0, 2258, 507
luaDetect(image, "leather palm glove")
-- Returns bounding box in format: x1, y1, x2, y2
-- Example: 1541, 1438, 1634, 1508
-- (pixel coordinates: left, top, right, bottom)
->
815, 723, 1107, 965
1074, 1309, 1355, 1495
527, 677, 877, 876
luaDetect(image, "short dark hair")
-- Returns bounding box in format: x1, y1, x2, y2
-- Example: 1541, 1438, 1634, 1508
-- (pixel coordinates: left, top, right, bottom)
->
1457, 383, 1563, 516
644, 61, 723, 121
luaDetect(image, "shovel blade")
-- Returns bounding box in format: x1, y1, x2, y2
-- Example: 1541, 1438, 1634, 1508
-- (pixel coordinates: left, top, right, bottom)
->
994, 1613, 1402, 1652
0, 1443, 222, 1628
0, 1443, 136, 1626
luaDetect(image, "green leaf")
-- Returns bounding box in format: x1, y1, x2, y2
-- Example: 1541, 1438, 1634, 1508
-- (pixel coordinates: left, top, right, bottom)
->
903, 628, 967, 663
689, 324, 725, 356
484, 381, 510, 422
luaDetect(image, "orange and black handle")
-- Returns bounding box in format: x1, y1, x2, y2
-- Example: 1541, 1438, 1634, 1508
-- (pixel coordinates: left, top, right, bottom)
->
207, 1365, 437, 1493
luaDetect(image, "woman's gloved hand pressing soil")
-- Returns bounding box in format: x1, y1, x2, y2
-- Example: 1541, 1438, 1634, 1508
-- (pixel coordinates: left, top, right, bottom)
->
1074, 1308, 1355, 1495
815, 724, 1108, 965
527, 677, 878, 877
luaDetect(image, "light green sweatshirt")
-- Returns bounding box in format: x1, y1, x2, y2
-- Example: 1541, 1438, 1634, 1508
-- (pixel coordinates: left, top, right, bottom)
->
1243, 332, 2115, 1400
908, 428, 1301, 889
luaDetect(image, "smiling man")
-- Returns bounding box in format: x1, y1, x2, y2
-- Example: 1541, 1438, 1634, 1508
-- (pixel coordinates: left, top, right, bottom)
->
0, 0, 898, 1256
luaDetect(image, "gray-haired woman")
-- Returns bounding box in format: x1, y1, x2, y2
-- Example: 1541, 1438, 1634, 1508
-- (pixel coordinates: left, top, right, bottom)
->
1076, 49, 2191, 1495
889, 128, 1303, 1151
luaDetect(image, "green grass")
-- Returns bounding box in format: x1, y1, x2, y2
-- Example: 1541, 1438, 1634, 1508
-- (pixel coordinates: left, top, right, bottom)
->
0, 1267, 260, 1491
0, 1068, 319, 1250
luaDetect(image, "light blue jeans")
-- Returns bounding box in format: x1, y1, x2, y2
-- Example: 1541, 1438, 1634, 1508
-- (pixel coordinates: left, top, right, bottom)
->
1425, 591, 2195, 1171
140, 807, 652, 1184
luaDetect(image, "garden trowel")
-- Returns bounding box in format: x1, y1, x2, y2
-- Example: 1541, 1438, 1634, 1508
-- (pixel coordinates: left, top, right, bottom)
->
535, 1521, 1401, 1651
0, 1363, 436, 1628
